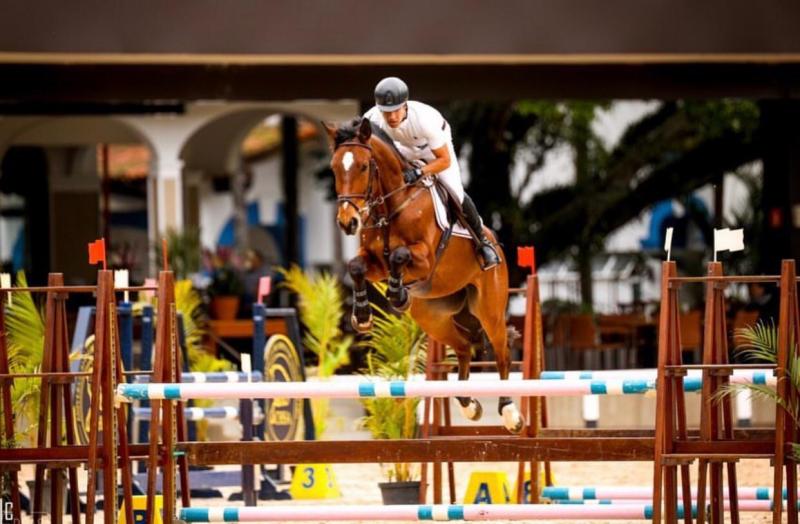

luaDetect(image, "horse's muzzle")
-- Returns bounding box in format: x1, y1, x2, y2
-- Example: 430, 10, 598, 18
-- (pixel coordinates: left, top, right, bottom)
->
337, 205, 361, 236
341, 217, 359, 235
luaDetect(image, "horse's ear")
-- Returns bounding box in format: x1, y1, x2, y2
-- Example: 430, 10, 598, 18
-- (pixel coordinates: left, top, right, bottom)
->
357, 118, 372, 143
321, 121, 337, 149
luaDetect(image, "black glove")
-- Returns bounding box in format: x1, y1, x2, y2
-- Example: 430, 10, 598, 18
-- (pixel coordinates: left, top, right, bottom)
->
403, 167, 423, 184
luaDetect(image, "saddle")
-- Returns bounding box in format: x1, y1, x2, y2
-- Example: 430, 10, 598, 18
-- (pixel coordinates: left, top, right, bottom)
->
430, 177, 483, 246
408, 177, 482, 292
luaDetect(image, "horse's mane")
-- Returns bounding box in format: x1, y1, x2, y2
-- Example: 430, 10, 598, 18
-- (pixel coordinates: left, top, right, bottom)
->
334, 118, 408, 166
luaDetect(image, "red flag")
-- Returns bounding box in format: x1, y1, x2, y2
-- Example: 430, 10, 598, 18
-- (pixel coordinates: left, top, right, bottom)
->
88, 238, 107, 269
257, 276, 272, 304
517, 246, 535, 272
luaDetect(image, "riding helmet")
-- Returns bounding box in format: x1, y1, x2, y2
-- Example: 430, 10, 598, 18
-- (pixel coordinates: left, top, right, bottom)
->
374, 77, 409, 112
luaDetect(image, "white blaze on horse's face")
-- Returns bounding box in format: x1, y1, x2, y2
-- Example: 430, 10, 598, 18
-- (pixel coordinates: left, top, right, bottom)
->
341, 151, 354, 171
334, 148, 367, 236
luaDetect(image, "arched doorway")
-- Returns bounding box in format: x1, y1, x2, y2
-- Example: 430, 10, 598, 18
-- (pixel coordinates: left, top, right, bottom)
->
0, 116, 154, 283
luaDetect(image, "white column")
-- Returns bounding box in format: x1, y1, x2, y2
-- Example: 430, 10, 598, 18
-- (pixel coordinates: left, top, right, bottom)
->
153, 158, 185, 234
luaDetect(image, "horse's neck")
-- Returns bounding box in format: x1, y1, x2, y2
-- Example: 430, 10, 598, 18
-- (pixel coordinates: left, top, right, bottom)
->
370, 138, 405, 195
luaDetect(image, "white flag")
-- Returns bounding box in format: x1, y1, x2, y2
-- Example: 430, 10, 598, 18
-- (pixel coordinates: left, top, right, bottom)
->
726, 228, 745, 252
114, 269, 129, 288
664, 227, 674, 260
114, 269, 130, 302
714, 228, 745, 257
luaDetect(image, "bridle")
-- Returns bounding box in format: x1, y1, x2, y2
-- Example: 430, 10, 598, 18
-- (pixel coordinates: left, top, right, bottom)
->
334, 141, 382, 222
334, 140, 426, 231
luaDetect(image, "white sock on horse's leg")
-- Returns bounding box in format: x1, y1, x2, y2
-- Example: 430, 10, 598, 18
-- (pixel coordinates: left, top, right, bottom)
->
459, 398, 482, 421
501, 402, 524, 434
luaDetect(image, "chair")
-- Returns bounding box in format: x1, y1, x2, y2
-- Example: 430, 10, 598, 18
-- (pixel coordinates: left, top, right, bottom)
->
597, 313, 645, 368
565, 314, 625, 370
548, 314, 571, 370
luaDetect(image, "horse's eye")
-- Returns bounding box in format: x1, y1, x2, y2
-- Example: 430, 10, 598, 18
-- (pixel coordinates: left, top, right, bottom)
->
360, 164, 368, 172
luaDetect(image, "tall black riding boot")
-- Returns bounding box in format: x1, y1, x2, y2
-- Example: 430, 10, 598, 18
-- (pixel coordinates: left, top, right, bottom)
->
461, 195, 500, 270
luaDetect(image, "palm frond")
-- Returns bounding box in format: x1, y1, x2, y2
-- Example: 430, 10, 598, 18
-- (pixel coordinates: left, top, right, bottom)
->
0, 272, 45, 445
723, 319, 800, 462
277, 265, 351, 379
276, 265, 352, 438
4, 271, 45, 371
733, 319, 778, 363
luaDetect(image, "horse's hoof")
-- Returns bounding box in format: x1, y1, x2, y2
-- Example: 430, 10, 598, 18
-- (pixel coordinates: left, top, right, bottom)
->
351, 313, 373, 333
390, 297, 411, 313
507, 416, 525, 435
459, 399, 483, 421
501, 404, 525, 435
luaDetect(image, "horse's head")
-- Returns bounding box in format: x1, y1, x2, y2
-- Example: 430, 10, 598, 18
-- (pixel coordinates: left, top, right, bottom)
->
323, 118, 376, 236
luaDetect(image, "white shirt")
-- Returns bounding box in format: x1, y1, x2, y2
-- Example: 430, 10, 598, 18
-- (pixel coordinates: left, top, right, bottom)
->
364, 100, 464, 202
364, 100, 451, 166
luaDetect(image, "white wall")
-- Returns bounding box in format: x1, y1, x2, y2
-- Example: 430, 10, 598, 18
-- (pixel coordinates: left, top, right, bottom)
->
198, 143, 340, 269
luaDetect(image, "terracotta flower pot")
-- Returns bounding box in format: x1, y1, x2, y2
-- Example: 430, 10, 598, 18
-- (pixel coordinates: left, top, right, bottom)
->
211, 296, 240, 320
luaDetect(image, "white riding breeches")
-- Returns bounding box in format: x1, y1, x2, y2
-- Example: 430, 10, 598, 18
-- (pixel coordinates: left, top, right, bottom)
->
410, 142, 464, 203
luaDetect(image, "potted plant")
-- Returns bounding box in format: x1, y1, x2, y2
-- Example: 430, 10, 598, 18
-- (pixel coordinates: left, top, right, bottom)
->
204, 247, 245, 320
357, 291, 429, 504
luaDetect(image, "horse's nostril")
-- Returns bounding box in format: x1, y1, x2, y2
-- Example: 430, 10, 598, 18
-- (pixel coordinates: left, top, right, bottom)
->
348, 218, 358, 234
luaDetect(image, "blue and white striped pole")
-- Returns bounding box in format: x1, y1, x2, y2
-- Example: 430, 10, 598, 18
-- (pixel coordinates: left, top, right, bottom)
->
116, 374, 774, 403
132, 406, 245, 421
543, 485, 795, 501
540, 369, 772, 381
133, 371, 263, 383
178, 503, 679, 521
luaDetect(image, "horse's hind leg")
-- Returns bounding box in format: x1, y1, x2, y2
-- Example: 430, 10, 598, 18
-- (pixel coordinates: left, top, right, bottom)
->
467, 285, 525, 434
409, 297, 481, 421
455, 350, 483, 421
348, 255, 372, 332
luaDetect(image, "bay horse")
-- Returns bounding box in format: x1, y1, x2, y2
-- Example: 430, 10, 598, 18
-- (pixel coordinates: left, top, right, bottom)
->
323, 118, 524, 434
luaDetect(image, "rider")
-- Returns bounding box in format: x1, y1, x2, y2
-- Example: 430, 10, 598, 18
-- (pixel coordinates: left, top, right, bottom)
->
363, 76, 501, 270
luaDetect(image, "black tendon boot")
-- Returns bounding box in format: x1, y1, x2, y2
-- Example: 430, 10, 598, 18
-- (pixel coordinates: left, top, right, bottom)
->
461, 195, 500, 270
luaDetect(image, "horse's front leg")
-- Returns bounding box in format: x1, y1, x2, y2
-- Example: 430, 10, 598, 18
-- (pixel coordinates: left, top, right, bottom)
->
387, 242, 432, 312
387, 246, 412, 312
348, 255, 373, 332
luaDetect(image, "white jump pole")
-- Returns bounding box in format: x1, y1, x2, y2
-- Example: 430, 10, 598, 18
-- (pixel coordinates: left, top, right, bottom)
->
179, 504, 677, 522
543, 485, 793, 501
117, 374, 774, 403
179, 500, 795, 522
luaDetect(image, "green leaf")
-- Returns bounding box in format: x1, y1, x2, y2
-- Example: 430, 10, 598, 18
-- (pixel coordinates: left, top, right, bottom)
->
1, 272, 45, 444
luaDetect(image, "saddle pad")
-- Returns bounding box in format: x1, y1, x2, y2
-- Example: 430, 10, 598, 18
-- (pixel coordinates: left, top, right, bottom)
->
428, 185, 473, 240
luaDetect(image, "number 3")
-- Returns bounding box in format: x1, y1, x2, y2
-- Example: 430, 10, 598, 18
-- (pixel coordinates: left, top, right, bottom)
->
302, 467, 315, 488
